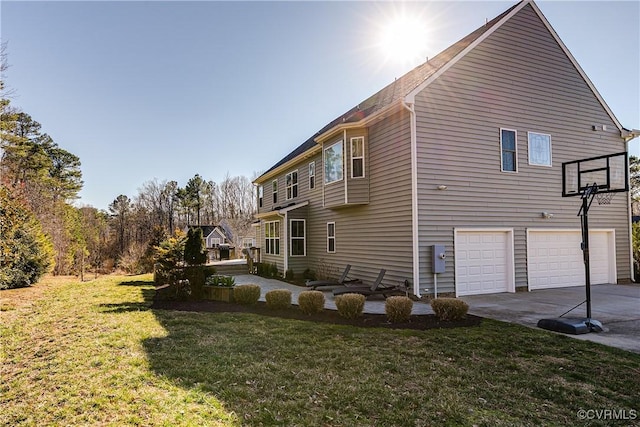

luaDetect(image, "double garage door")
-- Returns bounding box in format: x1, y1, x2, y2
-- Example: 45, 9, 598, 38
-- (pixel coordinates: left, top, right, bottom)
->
455, 229, 616, 296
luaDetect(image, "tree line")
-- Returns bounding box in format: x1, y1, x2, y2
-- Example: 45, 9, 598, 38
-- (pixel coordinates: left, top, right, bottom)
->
0, 44, 256, 289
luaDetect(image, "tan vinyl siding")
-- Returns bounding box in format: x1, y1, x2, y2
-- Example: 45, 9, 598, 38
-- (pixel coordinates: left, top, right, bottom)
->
305, 109, 413, 286
261, 217, 283, 273
287, 207, 309, 274
346, 129, 370, 205
266, 110, 412, 283
414, 4, 630, 293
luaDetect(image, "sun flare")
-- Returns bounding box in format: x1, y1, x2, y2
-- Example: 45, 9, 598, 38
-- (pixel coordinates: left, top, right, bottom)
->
379, 14, 429, 64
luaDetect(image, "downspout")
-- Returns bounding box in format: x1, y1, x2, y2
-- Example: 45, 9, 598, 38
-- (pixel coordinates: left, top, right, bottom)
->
344, 129, 348, 204
402, 100, 421, 297
278, 212, 288, 273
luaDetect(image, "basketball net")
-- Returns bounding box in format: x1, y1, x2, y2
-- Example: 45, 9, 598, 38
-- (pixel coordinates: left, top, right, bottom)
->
595, 191, 616, 205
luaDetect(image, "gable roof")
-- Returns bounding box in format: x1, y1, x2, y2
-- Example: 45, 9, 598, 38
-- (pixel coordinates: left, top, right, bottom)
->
255, 0, 623, 184
187, 225, 228, 241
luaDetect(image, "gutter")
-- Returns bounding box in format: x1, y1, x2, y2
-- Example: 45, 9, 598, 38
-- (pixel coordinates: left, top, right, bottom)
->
402, 100, 421, 298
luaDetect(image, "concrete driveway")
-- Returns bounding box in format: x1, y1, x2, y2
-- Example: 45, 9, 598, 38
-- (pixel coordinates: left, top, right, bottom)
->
459, 284, 640, 354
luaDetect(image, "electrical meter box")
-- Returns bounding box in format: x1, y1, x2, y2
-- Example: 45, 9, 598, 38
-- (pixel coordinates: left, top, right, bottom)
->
432, 244, 446, 273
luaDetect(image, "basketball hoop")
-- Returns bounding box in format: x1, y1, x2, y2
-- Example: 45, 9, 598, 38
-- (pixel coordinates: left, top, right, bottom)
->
595, 191, 616, 205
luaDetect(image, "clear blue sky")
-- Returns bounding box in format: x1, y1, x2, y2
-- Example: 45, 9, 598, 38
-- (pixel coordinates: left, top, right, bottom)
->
2, 0, 638, 210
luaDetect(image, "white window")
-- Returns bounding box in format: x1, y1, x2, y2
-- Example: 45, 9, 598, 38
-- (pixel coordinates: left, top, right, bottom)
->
351, 137, 365, 178
290, 219, 306, 256
309, 162, 315, 189
327, 222, 336, 253
286, 170, 298, 200
272, 180, 278, 204
500, 128, 517, 172
265, 221, 280, 255
324, 141, 343, 184
528, 132, 552, 167
242, 238, 255, 248
258, 186, 263, 208
210, 238, 221, 248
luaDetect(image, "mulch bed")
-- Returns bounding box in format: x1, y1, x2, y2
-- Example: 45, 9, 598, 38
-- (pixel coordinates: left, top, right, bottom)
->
152, 299, 482, 331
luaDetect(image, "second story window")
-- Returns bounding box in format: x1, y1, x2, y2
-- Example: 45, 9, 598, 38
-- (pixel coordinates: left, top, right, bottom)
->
286, 170, 298, 200
324, 140, 343, 184
272, 179, 278, 204
528, 132, 552, 167
351, 137, 364, 178
500, 128, 517, 172
258, 185, 263, 208
309, 162, 315, 189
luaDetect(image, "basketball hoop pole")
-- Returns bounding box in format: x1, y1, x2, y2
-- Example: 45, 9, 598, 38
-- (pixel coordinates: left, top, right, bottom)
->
580, 191, 593, 321
579, 184, 602, 331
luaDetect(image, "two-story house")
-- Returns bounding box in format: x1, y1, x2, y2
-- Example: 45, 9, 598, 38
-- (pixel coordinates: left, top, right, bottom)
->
253, 0, 636, 297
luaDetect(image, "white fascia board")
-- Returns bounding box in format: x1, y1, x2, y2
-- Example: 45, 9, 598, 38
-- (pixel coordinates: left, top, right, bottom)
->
278, 201, 309, 214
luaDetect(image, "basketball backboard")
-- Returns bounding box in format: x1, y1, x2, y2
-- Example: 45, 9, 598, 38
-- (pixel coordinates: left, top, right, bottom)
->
562, 152, 628, 197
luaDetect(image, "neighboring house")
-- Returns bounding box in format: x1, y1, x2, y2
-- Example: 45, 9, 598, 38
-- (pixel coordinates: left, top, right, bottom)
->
252, 0, 638, 297
186, 225, 233, 261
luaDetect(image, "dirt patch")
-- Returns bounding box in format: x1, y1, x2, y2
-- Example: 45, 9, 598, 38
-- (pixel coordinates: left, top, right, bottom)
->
152, 299, 482, 330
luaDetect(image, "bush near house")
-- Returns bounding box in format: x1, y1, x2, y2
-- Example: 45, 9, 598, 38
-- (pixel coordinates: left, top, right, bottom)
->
298, 290, 325, 315
385, 296, 413, 323
431, 298, 469, 321
256, 262, 279, 279
335, 293, 365, 319
233, 284, 261, 305
265, 289, 292, 310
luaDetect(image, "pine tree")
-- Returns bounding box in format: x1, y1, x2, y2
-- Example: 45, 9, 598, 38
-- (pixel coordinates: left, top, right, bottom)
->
184, 227, 207, 266
0, 186, 54, 289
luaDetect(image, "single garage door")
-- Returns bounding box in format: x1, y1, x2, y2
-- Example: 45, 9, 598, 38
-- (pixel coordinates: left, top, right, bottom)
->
455, 229, 514, 296
527, 230, 615, 290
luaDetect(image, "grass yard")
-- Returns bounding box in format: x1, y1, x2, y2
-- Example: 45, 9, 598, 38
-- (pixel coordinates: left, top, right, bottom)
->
1, 275, 639, 426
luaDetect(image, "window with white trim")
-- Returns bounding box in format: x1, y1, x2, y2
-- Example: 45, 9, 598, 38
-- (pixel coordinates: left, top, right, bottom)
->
286, 170, 298, 200
528, 132, 552, 166
258, 185, 263, 208
500, 129, 517, 172
242, 238, 255, 248
351, 137, 364, 178
210, 238, 221, 248
290, 219, 305, 256
324, 141, 343, 184
272, 180, 278, 204
327, 222, 336, 253
265, 221, 280, 255
309, 162, 315, 189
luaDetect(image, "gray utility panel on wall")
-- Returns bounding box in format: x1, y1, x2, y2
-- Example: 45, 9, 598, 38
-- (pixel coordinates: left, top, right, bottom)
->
432, 244, 446, 274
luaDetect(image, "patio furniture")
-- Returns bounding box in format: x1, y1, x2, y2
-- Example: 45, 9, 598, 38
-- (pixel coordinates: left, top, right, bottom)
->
305, 264, 362, 289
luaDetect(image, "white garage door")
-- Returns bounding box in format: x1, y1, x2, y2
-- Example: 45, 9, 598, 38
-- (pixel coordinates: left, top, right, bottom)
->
528, 230, 615, 290
455, 230, 514, 296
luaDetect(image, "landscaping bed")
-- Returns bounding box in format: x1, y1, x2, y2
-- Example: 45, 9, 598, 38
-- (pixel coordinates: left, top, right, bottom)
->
151, 299, 482, 330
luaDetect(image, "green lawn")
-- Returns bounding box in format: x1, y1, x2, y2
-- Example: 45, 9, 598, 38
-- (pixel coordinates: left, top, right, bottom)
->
1, 275, 639, 426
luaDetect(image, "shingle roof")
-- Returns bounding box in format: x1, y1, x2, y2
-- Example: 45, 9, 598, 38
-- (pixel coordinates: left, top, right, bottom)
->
257, 1, 522, 182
